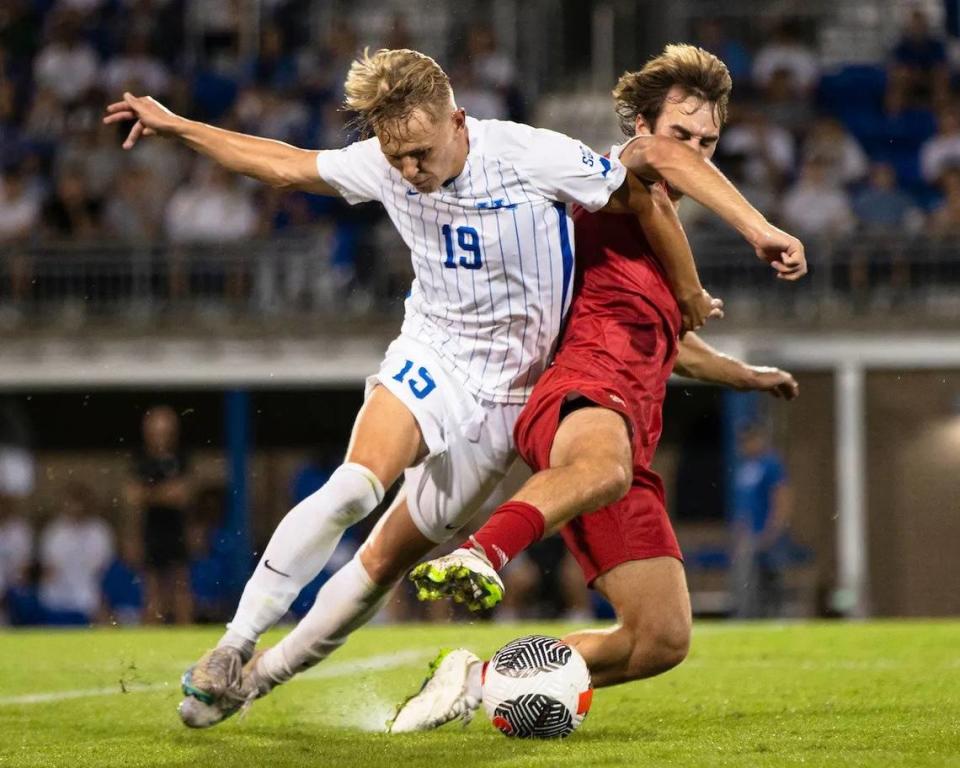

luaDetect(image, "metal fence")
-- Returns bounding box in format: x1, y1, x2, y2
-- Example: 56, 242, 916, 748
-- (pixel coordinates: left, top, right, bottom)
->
2, 229, 959, 333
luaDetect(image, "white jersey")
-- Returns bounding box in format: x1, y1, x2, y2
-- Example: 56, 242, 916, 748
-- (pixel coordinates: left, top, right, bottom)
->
316, 116, 626, 404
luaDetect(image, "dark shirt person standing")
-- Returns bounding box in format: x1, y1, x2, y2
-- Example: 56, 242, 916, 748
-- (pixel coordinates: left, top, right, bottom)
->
126, 405, 193, 624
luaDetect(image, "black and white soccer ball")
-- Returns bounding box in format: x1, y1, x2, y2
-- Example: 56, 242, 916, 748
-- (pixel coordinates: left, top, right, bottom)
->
482, 635, 592, 738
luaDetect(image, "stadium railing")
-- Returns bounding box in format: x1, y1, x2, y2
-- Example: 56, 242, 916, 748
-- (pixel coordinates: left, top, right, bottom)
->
1, 230, 959, 331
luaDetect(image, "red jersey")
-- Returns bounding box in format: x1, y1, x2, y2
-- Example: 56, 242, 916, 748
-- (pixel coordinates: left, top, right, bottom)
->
513, 206, 685, 581
552, 206, 681, 392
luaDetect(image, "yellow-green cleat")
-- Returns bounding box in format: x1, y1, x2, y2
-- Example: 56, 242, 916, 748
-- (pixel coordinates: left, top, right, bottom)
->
409, 548, 505, 611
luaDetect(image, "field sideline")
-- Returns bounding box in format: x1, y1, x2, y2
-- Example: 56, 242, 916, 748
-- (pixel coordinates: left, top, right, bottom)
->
0, 621, 957, 767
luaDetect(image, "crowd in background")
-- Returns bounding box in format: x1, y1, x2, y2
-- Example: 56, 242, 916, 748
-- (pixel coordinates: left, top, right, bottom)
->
1, 2, 960, 320
0, 396, 606, 627
0, 1, 524, 320
686, 10, 960, 241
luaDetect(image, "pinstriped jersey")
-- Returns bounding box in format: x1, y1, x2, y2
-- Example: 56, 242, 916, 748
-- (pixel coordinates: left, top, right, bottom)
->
315, 116, 627, 404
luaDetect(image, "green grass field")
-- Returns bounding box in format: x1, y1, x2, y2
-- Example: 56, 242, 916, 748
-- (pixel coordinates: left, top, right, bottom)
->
0, 621, 958, 767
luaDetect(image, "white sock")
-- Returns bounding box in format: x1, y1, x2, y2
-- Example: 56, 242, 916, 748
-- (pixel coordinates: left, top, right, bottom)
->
259, 555, 394, 684
220, 463, 384, 647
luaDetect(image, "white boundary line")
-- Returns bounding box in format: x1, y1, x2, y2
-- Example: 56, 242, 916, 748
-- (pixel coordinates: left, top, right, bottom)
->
0, 649, 428, 707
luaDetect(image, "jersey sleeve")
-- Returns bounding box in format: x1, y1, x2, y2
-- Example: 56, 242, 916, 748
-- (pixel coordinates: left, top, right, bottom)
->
512, 126, 627, 212
315, 137, 388, 205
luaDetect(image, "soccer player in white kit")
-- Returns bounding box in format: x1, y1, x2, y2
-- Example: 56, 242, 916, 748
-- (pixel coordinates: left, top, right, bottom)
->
104, 47, 801, 727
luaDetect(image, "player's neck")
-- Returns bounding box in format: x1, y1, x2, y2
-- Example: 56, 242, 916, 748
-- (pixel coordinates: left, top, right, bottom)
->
444, 125, 471, 186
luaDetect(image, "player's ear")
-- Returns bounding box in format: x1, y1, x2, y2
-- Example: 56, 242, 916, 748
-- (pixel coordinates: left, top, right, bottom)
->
634, 114, 654, 136
451, 107, 466, 132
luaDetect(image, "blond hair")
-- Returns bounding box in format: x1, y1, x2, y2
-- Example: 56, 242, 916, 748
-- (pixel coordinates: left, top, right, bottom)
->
613, 44, 732, 137
343, 48, 453, 140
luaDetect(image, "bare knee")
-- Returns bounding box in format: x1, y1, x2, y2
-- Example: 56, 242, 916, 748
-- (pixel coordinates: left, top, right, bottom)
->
575, 455, 632, 507
624, 618, 691, 680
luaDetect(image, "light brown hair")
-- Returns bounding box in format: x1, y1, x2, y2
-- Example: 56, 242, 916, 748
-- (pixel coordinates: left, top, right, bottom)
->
612, 44, 732, 137
343, 48, 453, 140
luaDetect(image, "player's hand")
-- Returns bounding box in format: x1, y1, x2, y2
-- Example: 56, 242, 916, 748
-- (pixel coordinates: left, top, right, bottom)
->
745, 366, 799, 400
751, 224, 807, 281
103, 92, 184, 149
678, 288, 724, 335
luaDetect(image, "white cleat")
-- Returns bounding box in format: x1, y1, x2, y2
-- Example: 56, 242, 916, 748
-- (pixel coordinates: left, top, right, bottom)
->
389, 649, 482, 733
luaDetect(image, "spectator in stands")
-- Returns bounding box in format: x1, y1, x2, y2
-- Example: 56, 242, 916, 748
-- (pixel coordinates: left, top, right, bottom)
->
463, 24, 524, 122
101, 30, 171, 97
695, 18, 752, 86
22, 86, 67, 146
164, 161, 257, 244
56, 120, 123, 202
449, 62, 508, 120
126, 404, 194, 624
781, 157, 856, 237
41, 165, 102, 239
929, 167, 960, 235
194, 0, 241, 64
0, 164, 41, 242
38, 481, 115, 625
0, 493, 32, 624
803, 117, 869, 186
163, 161, 258, 302
760, 67, 814, 135
234, 86, 309, 145
848, 164, 920, 311
103, 163, 164, 241
242, 23, 297, 92
730, 423, 793, 619
920, 105, 960, 185
890, 7, 949, 107
853, 163, 924, 232
752, 19, 819, 95
33, 13, 99, 106
0, 399, 34, 623
719, 105, 795, 195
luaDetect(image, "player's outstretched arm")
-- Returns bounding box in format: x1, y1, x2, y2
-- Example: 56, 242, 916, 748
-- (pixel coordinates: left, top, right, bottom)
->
618, 136, 807, 281
619, 175, 723, 333
103, 92, 339, 195
674, 332, 799, 399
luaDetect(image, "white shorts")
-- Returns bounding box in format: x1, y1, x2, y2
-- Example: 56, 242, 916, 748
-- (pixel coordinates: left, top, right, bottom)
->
366, 334, 523, 543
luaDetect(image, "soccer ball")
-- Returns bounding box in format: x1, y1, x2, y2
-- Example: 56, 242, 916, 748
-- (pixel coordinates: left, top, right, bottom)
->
482, 635, 593, 738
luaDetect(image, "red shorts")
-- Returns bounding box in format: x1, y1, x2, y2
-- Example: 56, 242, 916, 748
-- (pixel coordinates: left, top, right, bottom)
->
514, 364, 682, 586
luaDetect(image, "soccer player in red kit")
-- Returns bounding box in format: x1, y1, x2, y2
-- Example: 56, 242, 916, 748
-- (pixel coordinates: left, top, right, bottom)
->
393, 44, 804, 731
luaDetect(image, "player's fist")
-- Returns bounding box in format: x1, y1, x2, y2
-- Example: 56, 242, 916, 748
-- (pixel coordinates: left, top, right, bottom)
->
103, 92, 183, 149
751, 224, 807, 281
746, 366, 799, 400
678, 288, 724, 335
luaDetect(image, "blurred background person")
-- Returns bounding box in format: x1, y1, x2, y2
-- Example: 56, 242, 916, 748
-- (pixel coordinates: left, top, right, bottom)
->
929, 166, 960, 236
920, 105, 960, 186
126, 404, 194, 624
781, 157, 856, 238
730, 423, 794, 619
37, 481, 114, 625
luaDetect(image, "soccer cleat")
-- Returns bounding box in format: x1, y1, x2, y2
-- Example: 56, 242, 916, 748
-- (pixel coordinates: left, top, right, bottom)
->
409, 548, 505, 612
178, 647, 264, 728
388, 649, 482, 733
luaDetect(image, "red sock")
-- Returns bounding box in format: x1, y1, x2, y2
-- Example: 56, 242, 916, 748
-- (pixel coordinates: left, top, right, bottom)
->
467, 501, 545, 570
